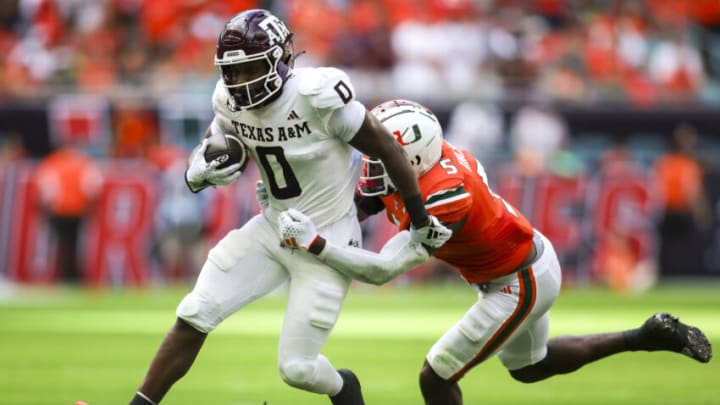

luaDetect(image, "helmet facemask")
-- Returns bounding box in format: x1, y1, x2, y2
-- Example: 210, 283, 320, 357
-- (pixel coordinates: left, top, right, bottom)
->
216, 45, 287, 110
358, 156, 396, 197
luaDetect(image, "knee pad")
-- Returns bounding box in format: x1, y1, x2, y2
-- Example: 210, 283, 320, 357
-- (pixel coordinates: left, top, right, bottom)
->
176, 291, 220, 333
278, 358, 317, 390
426, 345, 468, 381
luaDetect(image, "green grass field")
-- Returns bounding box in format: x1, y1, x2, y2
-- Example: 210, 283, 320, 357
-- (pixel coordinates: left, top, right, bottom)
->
0, 281, 718, 405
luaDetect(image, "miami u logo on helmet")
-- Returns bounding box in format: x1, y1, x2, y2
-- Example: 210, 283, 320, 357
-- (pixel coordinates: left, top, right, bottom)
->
392, 125, 422, 146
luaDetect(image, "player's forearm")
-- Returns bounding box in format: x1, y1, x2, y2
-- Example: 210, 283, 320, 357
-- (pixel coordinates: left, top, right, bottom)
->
314, 231, 429, 285
349, 112, 428, 227
188, 126, 213, 166
375, 142, 428, 227
185, 126, 213, 193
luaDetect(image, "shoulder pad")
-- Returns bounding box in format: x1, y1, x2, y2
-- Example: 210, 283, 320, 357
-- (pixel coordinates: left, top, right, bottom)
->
297, 67, 356, 110
421, 167, 466, 201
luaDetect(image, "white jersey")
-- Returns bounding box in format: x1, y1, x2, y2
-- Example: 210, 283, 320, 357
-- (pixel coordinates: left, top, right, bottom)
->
210, 67, 366, 229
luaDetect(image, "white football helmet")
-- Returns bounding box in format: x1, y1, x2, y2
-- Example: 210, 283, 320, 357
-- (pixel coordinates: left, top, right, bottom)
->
359, 99, 443, 197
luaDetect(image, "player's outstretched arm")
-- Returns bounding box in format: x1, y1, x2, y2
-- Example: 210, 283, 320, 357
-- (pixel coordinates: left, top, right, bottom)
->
278, 209, 430, 285
323, 231, 430, 284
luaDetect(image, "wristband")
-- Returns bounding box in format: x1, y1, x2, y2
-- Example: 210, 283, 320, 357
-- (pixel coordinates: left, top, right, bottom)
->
308, 236, 326, 256
404, 194, 429, 228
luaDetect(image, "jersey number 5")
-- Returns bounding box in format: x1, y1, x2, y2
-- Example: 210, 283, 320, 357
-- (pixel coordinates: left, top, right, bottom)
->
442, 158, 518, 218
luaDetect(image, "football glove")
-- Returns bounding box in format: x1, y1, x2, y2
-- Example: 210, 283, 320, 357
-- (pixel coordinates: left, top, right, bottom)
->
410, 215, 452, 249
279, 208, 320, 251
255, 180, 269, 209
185, 138, 243, 192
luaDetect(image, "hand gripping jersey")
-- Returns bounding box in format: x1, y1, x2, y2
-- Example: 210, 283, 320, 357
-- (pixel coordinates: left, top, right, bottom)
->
380, 141, 535, 283
211, 67, 365, 229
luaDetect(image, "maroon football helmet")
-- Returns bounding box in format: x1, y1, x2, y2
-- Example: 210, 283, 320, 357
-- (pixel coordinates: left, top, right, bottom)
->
215, 9, 295, 110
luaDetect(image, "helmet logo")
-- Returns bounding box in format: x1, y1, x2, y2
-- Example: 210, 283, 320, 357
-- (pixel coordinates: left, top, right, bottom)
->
259, 15, 290, 45
392, 124, 422, 146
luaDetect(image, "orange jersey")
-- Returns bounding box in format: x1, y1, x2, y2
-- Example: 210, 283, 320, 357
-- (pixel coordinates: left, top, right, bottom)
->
32, 147, 103, 217
380, 141, 535, 283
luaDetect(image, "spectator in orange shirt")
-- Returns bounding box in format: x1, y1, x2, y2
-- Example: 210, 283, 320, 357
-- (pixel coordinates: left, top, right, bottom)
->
32, 142, 103, 283
653, 123, 712, 276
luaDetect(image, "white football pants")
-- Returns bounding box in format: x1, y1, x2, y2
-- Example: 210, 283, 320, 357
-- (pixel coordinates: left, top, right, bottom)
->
176, 210, 362, 395
427, 231, 563, 380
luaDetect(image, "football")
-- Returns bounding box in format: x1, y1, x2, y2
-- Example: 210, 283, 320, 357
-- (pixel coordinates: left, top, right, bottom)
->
204, 132, 250, 172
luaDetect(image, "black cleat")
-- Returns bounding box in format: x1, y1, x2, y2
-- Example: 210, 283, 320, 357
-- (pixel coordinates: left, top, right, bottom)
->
636, 312, 712, 363
330, 368, 365, 405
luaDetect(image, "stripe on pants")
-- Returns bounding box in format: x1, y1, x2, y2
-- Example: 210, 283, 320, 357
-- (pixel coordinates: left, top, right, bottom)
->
451, 267, 537, 380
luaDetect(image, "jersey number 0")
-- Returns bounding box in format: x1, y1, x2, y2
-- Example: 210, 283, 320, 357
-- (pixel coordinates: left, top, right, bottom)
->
256, 146, 302, 199
252, 80, 353, 200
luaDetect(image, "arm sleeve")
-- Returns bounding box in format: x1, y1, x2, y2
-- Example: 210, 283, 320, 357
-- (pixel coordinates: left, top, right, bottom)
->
317, 231, 430, 285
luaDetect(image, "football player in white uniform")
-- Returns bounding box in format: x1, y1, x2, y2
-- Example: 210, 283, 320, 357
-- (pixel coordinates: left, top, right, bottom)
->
128, 9, 451, 405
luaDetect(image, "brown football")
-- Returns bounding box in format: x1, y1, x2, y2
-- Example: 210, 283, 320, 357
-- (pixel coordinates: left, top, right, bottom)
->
204, 132, 249, 171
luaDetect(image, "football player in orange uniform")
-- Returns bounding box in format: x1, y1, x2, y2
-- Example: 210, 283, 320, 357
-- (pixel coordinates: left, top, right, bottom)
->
275, 100, 713, 404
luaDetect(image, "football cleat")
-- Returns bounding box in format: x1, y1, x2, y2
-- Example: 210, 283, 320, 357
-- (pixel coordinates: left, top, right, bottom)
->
637, 312, 712, 363
330, 368, 365, 405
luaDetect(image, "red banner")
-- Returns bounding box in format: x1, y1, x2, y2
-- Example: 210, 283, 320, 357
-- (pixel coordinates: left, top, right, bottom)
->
0, 160, 659, 287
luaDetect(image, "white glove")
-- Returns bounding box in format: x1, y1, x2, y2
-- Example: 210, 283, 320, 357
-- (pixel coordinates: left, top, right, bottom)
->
185, 139, 243, 192
279, 208, 320, 250
255, 180, 269, 209
410, 215, 453, 249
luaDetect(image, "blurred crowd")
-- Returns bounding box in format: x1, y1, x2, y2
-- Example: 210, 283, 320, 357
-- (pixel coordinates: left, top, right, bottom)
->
1, 0, 720, 105
1, 0, 719, 290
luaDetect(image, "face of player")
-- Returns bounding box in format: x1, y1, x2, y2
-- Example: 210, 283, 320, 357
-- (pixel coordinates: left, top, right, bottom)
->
221, 59, 268, 85
221, 59, 273, 107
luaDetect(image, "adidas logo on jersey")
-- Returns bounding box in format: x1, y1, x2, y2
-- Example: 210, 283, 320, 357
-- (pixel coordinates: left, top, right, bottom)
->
287, 110, 300, 120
